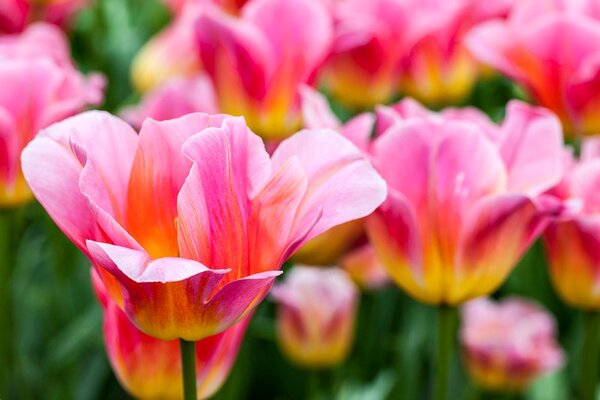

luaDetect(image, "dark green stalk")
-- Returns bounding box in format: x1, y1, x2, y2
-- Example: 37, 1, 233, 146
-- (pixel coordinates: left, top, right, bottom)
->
180, 339, 197, 400
435, 305, 456, 400
580, 311, 600, 400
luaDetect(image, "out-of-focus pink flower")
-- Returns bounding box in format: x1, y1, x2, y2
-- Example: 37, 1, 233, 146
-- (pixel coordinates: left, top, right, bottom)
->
0, 0, 87, 34
400, 0, 514, 105
131, 2, 204, 93
291, 87, 375, 265
122, 75, 217, 129
92, 270, 247, 400
271, 266, 358, 368
366, 99, 564, 305
0, 23, 103, 207
461, 297, 564, 391
543, 137, 600, 309
467, 0, 600, 136
196, 0, 333, 139
320, 0, 409, 109
163, 0, 248, 15
340, 243, 390, 290
22, 111, 386, 340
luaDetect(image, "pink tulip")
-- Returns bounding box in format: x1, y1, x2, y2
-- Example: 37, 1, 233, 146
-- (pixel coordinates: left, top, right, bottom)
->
467, 0, 600, 136
543, 138, 600, 309
92, 270, 247, 400
366, 99, 564, 305
320, 0, 409, 109
0, 23, 103, 207
195, 0, 333, 139
131, 2, 204, 93
271, 266, 358, 368
122, 75, 217, 129
21, 111, 386, 340
0, 0, 87, 34
461, 297, 564, 391
400, 0, 514, 105
163, 0, 248, 15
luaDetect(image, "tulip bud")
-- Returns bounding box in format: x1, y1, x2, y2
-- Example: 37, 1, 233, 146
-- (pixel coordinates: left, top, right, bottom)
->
271, 266, 358, 368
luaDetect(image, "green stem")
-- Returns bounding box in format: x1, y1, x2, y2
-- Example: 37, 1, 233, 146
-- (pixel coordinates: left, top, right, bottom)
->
0, 210, 17, 398
435, 305, 456, 400
180, 339, 197, 400
581, 311, 600, 400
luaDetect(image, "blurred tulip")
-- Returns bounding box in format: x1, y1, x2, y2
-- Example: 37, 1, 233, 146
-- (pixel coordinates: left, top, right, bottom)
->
340, 243, 390, 290
131, 2, 203, 93
320, 0, 408, 109
122, 74, 217, 129
0, 23, 103, 207
196, 0, 333, 139
543, 138, 600, 309
0, 0, 87, 34
366, 99, 564, 305
400, 0, 514, 106
93, 270, 247, 400
163, 0, 248, 15
461, 297, 564, 391
22, 111, 386, 341
467, 0, 600, 136
271, 266, 358, 368
292, 87, 375, 265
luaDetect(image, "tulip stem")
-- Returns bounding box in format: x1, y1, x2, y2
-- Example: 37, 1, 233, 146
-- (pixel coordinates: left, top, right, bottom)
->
435, 305, 456, 400
180, 339, 197, 400
581, 311, 600, 400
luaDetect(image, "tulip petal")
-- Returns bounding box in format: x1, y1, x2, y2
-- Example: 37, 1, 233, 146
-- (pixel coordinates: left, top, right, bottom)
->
499, 101, 564, 195
177, 117, 272, 275
455, 195, 548, 303
271, 128, 387, 244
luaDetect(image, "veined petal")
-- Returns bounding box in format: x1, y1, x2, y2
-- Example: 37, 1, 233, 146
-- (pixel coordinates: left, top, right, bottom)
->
126, 113, 228, 258
271, 128, 386, 244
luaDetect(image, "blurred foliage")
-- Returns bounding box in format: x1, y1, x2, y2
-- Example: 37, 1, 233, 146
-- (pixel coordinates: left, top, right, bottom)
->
4, 0, 591, 399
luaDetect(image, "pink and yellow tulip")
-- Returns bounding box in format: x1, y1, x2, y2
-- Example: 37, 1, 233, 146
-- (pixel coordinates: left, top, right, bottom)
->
467, 0, 600, 136
461, 297, 564, 391
0, 0, 87, 34
195, 0, 333, 139
0, 23, 103, 207
340, 243, 390, 291
271, 266, 358, 368
366, 99, 564, 305
131, 2, 204, 93
122, 75, 217, 129
543, 138, 600, 309
400, 0, 514, 106
93, 270, 247, 400
320, 0, 408, 109
21, 111, 386, 341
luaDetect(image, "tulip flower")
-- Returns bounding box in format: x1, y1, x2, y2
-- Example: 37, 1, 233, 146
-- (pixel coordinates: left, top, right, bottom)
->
271, 266, 358, 368
400, 0, 514, 106
195, 0, 333, 139
291, 87, 375, 265
366, 99, 564, 306
122, 75, 217, 129
21, 111, 386, 342
320, 0, 409, 109
0, 23, 103, 207
543, 137, 600, 400
461, 297, 564, 392
131, 2, 204, 93
92, 270, 247, 400
163, 0, 248, 15
466, 0, 600, 136
0, 0, 87, 34
340, 243, 390, 291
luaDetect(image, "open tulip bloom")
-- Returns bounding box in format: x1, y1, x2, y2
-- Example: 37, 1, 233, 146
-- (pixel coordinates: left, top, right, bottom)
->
365, 98, 564, 399
21, 110, 386, 395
